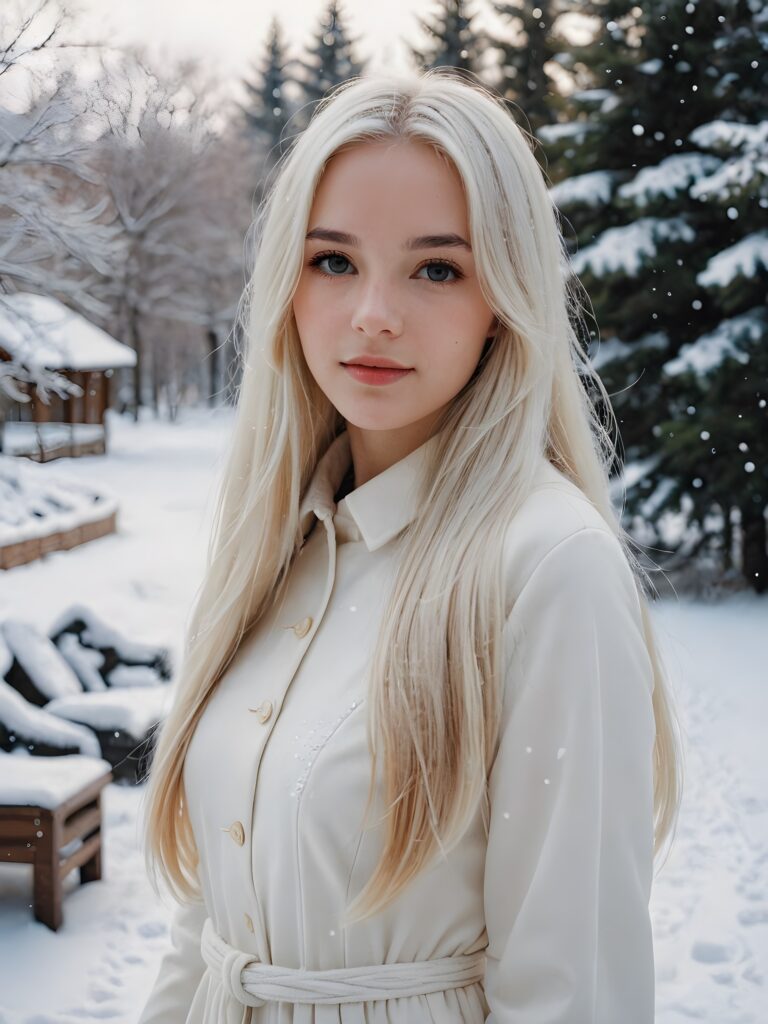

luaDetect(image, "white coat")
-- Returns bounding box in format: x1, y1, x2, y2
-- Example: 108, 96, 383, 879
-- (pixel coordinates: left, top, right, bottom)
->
137, 427, 656, 1024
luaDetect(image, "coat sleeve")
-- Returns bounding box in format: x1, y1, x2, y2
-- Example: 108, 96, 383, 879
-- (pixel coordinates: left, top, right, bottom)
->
136, 885, 209, 1024
483, 526, 657, 1023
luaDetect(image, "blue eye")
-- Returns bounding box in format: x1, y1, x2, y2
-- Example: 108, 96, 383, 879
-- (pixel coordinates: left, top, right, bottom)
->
309, 252, 354, 276
307, 250, 465, 285
417, 262, 459, 284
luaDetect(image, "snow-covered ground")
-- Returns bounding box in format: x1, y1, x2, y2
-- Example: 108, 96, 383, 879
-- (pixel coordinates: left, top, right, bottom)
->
0, 406, 765, 1022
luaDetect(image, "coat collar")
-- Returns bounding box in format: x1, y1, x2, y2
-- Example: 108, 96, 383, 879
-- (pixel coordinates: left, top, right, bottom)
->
299, 428, 441, 552
299, 428, 562, 554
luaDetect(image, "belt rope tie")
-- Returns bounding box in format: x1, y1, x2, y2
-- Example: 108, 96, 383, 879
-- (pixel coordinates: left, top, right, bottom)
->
200, 916, 486, 1007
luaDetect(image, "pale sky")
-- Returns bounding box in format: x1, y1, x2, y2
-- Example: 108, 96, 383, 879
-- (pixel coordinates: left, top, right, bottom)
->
6, 1, 591, 114
73, 0, 508, 76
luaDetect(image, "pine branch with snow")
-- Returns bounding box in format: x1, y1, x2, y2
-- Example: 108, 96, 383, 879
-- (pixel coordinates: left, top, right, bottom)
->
549, 0, 768, 591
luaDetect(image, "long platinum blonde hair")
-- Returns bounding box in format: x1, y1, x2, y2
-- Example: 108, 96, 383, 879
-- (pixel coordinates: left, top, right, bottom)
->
142, 68, 683, 925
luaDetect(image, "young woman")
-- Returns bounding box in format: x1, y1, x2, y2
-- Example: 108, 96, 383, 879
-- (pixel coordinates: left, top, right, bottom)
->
138, 69, 683, 1024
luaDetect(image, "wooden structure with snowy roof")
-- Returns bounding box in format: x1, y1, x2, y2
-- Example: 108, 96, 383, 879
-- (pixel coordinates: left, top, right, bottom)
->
0, 292, 136, 462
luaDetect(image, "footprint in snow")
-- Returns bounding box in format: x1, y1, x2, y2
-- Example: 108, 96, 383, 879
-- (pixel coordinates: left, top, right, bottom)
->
87, 984, 117, 1003
122, 951, 146, 964
737, 905, 768, 927
137, 918, 167, 939
690, 938, 740, 964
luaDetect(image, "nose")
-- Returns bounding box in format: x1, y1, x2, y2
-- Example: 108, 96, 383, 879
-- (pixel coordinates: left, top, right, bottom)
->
351, 280, 403, 338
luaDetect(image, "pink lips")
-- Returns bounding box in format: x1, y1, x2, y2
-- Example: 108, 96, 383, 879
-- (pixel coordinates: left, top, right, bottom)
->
341, 363, 414, 386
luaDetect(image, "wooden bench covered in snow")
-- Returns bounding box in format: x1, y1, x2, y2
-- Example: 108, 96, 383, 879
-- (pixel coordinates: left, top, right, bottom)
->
1, 613, 173, 783
0, 752, 112, 930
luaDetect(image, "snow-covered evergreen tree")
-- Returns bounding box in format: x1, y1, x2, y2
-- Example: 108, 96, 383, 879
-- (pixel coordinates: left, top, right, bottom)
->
408, 0, 489, 77
488, 0, 569, 132
660, 120, 768, 591
294, 1, 366, 130
239, 17, 297, 167
545, 0, 767, 591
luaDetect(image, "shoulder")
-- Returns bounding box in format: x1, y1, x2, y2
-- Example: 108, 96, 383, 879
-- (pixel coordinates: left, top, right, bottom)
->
502, 458, 633, 617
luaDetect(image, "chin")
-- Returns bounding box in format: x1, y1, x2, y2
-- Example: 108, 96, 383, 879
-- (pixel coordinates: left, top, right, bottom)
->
337, 405, 418, 432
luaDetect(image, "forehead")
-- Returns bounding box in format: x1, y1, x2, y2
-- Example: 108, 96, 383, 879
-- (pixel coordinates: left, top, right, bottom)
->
309, 139, 468, 236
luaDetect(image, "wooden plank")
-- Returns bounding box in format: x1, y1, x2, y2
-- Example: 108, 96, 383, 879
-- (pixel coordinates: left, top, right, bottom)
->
55, 771, 112, 818
0, 512, 115, 569
0, 819, 38, 840
59, 829, 101, 880
79, 788, 104, 884
33, 807, 61, 930
62, 803, 101, 846
0, 846, 36, 863
0, 805, 50, 820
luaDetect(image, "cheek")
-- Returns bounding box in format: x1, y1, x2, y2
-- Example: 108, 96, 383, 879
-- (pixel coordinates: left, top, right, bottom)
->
291, 284, 311, 335
292, 286, 333, 358
430, 307, 488, 373
292, 272, 324, 321
298, 272, 344, 306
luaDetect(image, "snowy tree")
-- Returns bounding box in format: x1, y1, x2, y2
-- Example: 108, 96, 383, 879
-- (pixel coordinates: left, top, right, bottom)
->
0, 1, 121, 422
545, 0, 768, 592
408, 0, 489, 78
659, 121, 768, 591
239, 17, 299, 168
169, 125, 255, 411
488, 0, 570, 132
294, 1, 366, 130
89, 55, 250, 417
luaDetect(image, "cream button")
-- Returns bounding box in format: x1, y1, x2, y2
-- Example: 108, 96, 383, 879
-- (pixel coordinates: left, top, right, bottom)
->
250, 699, 273, 724
293, 616, 313, 638
244, 912, 254, 933
221, 820, 245, 846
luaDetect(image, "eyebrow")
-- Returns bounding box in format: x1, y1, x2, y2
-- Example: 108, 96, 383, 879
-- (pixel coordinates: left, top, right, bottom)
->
305, 227, 472, 252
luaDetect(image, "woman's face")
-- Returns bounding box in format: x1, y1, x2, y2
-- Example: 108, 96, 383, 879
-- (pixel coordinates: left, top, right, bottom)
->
292, 139, 496, 434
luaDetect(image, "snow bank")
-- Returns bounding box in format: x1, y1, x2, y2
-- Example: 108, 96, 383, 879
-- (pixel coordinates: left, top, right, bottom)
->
45, 687, 173, 738
0, 454, 118, 547
3, 619, 83, 700
0, 750, 111, 808
56, 630, 107, 691
49, 602, 173, 674
2, 421, 106, 458
0, 678, 101, 757
107, 664, 166, 688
